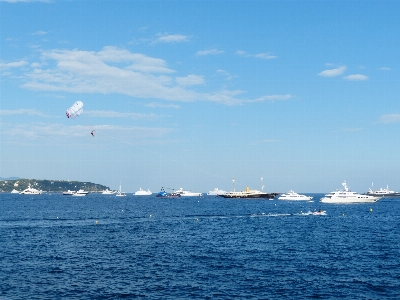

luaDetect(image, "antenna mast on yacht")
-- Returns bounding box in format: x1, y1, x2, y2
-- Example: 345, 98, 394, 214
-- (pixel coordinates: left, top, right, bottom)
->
232, 178, 235, 192
261, 177, 264, 191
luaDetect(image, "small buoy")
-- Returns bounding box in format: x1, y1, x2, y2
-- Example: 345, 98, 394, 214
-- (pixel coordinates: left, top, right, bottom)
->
95, 220, 98, 224
370, 208, 373, 212
274, 204, 276, 206
56, 216, 59, 219
150, 214, 152, 217
342, 213, 345, 217
196, 218, 199, 221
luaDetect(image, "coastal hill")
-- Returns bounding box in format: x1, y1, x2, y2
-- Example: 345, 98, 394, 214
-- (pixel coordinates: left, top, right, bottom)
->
0, 179, 109, 193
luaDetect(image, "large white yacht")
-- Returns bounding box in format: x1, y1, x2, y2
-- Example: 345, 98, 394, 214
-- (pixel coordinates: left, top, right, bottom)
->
365, 185, 400, 197
175, 188, 202, 197
320, 181, 381, 203
207, 188, 227, 196
219, 186, 278, 199
19, 185, 42, 195
102, 189, 116, 195
278, 190, 313, 201
134, 188, 152, 196
72, 189, 89, 197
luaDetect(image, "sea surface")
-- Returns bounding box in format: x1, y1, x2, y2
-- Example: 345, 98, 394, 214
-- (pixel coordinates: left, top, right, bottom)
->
0, 193, 399, 299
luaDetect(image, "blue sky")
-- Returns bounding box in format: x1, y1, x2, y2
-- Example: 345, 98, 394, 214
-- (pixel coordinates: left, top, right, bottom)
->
1, 0, 399, 193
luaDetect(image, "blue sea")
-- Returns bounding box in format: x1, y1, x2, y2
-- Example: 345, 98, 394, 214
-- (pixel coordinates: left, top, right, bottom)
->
1, 193, 399, 299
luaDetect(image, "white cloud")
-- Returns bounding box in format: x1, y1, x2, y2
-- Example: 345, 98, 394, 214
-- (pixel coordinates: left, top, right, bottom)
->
155, 34, 190, 43
380, 67, 391, 71
1, 123, 174, 140
146, 102, 180, 109
32, 30, 47, 35
379, 114, 400, 123
216, 69, 235, 80
196, 49, 224, 56
251, 94, 293, 103
0, 108, 48, 117
176, 74, 204, 86
255, 53, 277, 60
0, 60, 28, 70
3, 46, 291, 106
344, 74, 369, 81
236, 50, 277, 59
318, 66, 347, 77
84, 110, 158, 120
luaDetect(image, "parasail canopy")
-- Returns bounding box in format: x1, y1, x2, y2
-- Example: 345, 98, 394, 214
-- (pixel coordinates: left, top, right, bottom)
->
66, 101, 84, 119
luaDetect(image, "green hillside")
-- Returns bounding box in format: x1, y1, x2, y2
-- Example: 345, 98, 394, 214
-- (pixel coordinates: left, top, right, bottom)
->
0, 179, 109, 193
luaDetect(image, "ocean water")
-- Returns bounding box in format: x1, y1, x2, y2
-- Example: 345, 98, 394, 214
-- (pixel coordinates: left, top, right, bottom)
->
0, 193, 399, 299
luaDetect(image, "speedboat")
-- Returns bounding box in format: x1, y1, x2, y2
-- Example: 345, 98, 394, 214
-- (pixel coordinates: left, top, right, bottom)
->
72, 189, 89, 197
11, 189, 19, 194
278, 190, 313, 201
134, 188, 152, 196
312, 209, 326, 215
19, 185, 42, 195
174, 188, 202, 197
365, 185, 400, 197
219, 186, 278, 199
63, 190, 75, 195
102, 189, 116, 195
207, 188, 227, 196
320, 181, 381, 203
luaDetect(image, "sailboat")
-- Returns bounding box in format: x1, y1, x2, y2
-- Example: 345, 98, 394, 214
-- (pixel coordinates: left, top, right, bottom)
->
116, 182, 126, 197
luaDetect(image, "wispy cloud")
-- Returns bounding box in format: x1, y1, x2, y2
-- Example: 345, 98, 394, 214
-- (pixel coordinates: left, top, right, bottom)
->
3, 46, 291, 106
216, 69, 235, 80
0, 60, 28, 70
154, 33, 190, 43
176, 74, 204, 86
344, 74, 369, 81
84, 110, 158, 120
380, 67, 391, 71
146, 102, 180, 109
236, 50, 277, 60
0, 108, 49, 117
1, 123, 175, 140
32, 30, 47, 35
1, 0, 51, 2
196, 49, 224, 56
318, 65, 347, 77
379, 114, 400, 123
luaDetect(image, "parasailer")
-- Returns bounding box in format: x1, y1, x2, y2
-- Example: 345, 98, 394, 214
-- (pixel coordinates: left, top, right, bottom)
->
66, 101, 84, 119
91, 130, 94, 137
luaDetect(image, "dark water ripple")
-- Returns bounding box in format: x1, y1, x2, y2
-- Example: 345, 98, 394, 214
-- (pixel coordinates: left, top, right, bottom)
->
1, 193, 399, 299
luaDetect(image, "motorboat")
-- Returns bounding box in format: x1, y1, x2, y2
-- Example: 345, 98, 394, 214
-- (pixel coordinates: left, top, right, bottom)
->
174, 188, 202, 197
102, 189, 116, 195
116, 183, 126, 197
365, 185, 400, 197
156, 187, 180, 198
278, 190, 313, 201
219, 186, 278, 199
72, 189, 89, 197
134, 187, 152, 196
207, 188, 227, 196
63, 190, 75, 195
19, 185, 42, 195
320, 181, 381, 203
11, 189, 19, 194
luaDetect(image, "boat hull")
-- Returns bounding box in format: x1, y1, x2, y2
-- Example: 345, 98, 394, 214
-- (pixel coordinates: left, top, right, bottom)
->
220, 192, 278, 199
320, 197, 379, 203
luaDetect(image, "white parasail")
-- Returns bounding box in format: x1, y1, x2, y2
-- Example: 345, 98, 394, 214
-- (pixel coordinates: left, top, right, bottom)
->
66, 101, 84, 119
